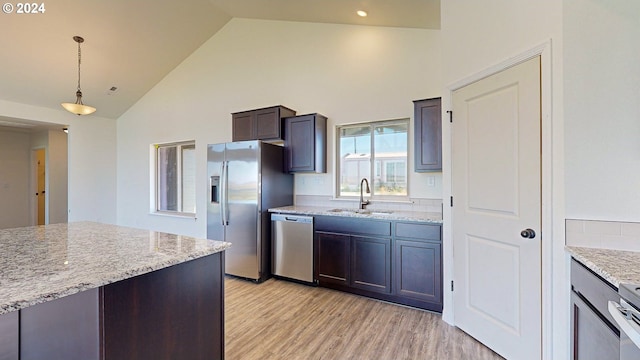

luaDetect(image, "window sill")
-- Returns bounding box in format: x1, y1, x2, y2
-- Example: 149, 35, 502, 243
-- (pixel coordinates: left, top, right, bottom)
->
151, 211, 197, 220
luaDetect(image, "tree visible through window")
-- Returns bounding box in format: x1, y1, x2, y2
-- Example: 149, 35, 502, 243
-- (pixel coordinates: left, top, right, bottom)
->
156, 141, 196, 214
337, 119, 408, 198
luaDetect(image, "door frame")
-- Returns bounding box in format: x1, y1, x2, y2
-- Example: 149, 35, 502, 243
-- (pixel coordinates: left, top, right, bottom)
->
442, 40, 559, 359
31, 146, 47, 225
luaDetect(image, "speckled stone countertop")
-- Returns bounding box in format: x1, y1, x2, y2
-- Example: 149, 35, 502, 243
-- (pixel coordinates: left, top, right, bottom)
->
0, 221, 231, 315
269, 205, 443, 224
567, 246, 640, 287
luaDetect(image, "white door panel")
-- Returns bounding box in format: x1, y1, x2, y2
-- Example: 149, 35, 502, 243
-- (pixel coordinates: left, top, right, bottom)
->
453, 56, 541, 360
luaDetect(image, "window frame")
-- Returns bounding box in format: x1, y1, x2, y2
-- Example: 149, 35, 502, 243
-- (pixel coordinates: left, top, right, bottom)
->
154, 140, 196, 217
335, 118, 410, 201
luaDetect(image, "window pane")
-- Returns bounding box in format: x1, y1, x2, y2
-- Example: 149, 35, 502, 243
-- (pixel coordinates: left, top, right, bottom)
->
373, 122, 407, 196
339, 125, 371, 197
158, 146, 178, 211
181, 145, 196, 213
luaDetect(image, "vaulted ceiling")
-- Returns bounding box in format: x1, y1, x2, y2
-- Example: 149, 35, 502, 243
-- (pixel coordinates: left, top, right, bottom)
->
0, 0, 440, 121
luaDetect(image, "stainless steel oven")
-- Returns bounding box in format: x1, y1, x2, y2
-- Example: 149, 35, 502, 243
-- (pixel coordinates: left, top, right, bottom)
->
609, 283, 640, 360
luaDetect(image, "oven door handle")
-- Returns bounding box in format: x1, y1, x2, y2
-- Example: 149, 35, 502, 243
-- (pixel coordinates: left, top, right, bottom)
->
609, 300, 640, 349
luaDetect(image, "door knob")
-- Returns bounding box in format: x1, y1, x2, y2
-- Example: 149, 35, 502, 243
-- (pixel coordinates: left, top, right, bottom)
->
520, 228, 536, 239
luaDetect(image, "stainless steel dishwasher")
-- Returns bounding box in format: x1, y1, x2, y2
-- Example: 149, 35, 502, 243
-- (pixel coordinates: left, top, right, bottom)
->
271, 213, 314, 283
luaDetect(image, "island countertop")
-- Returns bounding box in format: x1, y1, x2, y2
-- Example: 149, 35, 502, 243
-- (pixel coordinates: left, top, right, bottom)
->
0, 221, 231, 315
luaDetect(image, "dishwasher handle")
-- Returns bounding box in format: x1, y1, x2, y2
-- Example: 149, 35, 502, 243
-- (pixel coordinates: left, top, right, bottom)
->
271, 214, 313, 224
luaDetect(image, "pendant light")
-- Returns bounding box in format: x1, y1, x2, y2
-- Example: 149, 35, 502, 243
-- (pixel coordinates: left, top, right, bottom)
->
61, 36, 96, 115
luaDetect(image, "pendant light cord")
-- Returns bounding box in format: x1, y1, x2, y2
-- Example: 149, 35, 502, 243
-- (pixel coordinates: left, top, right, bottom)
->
76, 40, 82, 92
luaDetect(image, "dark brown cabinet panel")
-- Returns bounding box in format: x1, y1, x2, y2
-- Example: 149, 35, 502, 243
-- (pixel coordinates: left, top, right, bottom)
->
315, 231, 350, 286
232, 111, 255, 141
20, 288, 100, 360
232, 105, 296, 141
103, 253, 224, 360
570, 259, 620, 360
0, 311, 18, 360
351, 236, 391, 294
394, 240, 442, 311
571, 292, 620, 360
284, 114, 327, 173
255, 107, 281, 139
413, 98, 442, 172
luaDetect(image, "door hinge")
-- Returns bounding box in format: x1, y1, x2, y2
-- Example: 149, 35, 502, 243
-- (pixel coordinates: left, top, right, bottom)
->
447, 110, 453, 123
450, 196, 453, 207
451, 280, 454, 291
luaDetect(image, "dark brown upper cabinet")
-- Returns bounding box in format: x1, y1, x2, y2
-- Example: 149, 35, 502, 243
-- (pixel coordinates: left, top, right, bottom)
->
413, 98, 442, 172
232, 105, 296, 141
284, 113, 327, 173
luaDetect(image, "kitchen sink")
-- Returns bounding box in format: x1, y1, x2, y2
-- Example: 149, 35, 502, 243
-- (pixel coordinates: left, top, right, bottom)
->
327, 208, 393, 215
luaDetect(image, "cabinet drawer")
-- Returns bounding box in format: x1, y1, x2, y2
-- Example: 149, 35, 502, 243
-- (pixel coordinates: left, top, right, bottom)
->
571, 259, 619, 332
395, 222, 441, 241
314, 216, 391, 237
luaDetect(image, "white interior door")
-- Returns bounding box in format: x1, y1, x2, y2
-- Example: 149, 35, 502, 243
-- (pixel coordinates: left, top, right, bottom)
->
452, 56, 541, 360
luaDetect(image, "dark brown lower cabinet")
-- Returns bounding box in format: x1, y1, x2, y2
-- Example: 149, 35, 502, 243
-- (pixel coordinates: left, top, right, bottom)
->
315, 231, 350, 286
351, 236, 391, 294
570, 259, 620, 360
313, 215, 442, 312
3, 252, 225, 360
571, 292, 619, 360
104, 253, 225, 360
0, 311, 18, 360
21, 288, 100, 360
394, 239, 442, 312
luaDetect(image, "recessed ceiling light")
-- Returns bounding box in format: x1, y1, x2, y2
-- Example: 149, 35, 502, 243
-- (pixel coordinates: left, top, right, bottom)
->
357, 10, 367, 17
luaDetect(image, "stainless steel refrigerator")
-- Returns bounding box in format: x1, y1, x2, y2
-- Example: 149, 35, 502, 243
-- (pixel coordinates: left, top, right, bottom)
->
207, 140, 293, 282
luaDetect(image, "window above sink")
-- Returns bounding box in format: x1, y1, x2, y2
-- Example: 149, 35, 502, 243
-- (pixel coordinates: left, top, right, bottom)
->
336, 118, 409, 202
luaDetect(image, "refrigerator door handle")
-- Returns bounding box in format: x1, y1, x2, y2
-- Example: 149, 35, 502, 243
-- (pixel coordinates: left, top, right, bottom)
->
221, 161, 227, 226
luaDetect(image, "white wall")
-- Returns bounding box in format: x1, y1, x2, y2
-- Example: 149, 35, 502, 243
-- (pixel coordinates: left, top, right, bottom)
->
116, 18, 442, 237
440, 1, 565, 359
0, 99, 117, 225
564, 0, 640, 221
0, 130, 30, 229
48, 130, 68, 224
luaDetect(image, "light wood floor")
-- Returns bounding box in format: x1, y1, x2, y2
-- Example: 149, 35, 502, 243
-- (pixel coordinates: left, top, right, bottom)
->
225, 277, 504, 360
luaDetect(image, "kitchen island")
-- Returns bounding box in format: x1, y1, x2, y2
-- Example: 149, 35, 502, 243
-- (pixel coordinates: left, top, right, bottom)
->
0, 221, 231, 360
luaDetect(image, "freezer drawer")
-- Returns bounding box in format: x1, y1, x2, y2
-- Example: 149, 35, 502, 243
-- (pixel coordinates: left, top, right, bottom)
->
271, 214, 314, 283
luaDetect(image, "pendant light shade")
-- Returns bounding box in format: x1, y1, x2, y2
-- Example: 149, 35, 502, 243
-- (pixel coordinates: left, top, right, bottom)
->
61, 36, 96, 116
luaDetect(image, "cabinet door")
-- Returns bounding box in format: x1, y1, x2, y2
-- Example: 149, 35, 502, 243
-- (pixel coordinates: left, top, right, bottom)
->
414, 98, 442, 172
286, 115, 315, 172
0, 311, 18, 360
315, 231, 350, 286
255, 107, 280, 140
394, 239, 442, 310
232, 112, 255, 141
351, 236, 391, 294
571, 292, 619, 360
285, 114, 327, 173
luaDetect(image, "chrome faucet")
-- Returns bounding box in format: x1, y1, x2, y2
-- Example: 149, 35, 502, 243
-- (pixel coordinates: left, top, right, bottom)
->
359, 178, 371, 210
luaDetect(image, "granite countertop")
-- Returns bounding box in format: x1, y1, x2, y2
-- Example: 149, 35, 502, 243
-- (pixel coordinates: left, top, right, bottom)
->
567, 246, 640, 287
269, 205, 443, 224
0, 221, 231, 315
